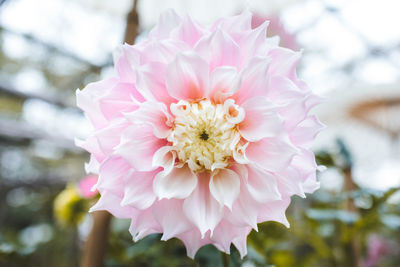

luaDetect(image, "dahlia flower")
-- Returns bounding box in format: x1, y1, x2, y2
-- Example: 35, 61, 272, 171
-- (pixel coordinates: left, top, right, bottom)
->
76, 10, 324, 258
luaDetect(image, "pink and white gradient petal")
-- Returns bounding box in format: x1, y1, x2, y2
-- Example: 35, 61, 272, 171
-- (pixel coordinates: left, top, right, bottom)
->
209, 66, 241, 104
115, 124, 167, 171
165, 52, 210, 101
240, 97, 284, 142
183, 172, 224, 237
124, 101, 172, 139
245, 137, 298, 173
194, 28, 241, 71
121, 169, 159, 210
153, 199, 193, 241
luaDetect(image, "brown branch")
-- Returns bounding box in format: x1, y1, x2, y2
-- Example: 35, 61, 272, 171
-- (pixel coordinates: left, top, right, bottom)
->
80, 1, 140, 267
80, 211, 112, 267
123, 0, 139, 45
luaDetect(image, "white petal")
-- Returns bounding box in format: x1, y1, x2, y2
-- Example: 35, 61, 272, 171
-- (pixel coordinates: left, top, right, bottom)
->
153, 165, 197, 199
152, 146, 176, 174
210, 169, 241, 210
223, 99, 245, 124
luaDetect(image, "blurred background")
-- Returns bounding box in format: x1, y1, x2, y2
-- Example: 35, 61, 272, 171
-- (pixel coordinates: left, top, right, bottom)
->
0, 0, 399, 266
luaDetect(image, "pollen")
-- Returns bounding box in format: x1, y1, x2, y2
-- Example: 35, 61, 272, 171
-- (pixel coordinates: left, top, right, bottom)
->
168, 99, 244, 172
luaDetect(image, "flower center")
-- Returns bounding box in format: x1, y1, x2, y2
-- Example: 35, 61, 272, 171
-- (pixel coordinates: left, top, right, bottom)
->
199, 130, 209, 141
168, 99, 243, 172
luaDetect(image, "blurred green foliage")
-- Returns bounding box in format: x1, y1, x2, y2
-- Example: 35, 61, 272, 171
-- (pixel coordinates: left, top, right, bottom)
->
3, 141, 400, 267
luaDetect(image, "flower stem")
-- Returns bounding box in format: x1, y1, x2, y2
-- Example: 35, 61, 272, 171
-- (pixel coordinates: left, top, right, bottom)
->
221, 252, 230, 267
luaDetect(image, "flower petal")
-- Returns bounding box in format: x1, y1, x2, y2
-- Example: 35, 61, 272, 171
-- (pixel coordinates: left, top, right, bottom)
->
183, 172, 223, 237
99, 83, 142, 120
152, 146, 176, 174
290, 115, 325, 148
209, 169, 240, 210
268, 47, 302, 87
177, 229, 211, 259
258, 198, 291, 227
76, 78, 117, 129
115, 124, 167, 171
138, 39, 190, 65
75, 135, 105, 163
212, 10, 252, 34
90, 190, 133, 219
121, 169, 158, 210
223, 99, 245, 124
211, 220, 251, 255
153, 165, 197, 199
165, 51, 209, 100
291, 149, 320, 194
240, 97, 284, 142
209, 66, 241, 103
94, 119, 129, 156
232, 56, 272, 104
276, 166, 306, 198
96, 156, 130, 196
245, 137, 298, 172
171, 15, 208, 47
124, 101, 172, 139
194, 28, 240, 71
246, 164, 282, 203
135, 62, 176, 105
152, 199, 193, 241
129, 208, 161, 242
84, 154, 100, 174
224, 164, 259, 230
234, 21, 270, 63
114, 46, 137, 84
149, 9, 182, 39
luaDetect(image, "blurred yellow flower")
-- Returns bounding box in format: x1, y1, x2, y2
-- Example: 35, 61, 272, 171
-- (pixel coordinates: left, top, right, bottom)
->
53, 185, 87, 226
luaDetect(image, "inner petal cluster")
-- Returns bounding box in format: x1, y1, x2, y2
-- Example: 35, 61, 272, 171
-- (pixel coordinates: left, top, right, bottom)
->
168, 99, 242, 172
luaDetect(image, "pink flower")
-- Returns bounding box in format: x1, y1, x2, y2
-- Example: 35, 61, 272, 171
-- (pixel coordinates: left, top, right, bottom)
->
362, 235, 393, 267
78, 175, 98, 198
76, 10, 324, 258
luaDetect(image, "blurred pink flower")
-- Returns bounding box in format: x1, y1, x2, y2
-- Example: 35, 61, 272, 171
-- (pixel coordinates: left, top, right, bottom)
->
78, 175, 98, 199
252, 13, 298, 50
76, 10, 323, 258
362, 235, 393, 267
